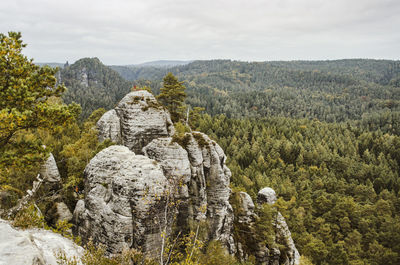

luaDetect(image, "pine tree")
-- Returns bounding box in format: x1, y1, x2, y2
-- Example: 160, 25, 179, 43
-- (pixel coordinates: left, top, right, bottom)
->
0, 32, 80, 196
157, 72, 186, 123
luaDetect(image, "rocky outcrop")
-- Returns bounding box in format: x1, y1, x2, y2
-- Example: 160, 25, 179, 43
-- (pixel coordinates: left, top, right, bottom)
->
258, 187, 277, 205
39, 153, 61, 185
97, 109, 121, 144
0, 219, 83, 265
183, 132, 235, 251
54, 202, 73, 223
114, 91, 175, 153
235, 188, 300, 265
73, 145, 169, 254
80, 90, 298, 262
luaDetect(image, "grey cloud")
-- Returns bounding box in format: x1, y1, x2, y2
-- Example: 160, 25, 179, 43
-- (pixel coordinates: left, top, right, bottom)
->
0, 0, 398, 64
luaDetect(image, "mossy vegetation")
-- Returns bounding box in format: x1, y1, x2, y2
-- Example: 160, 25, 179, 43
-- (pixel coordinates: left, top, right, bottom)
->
192, 132, 209, 148
172, 122, 192, 148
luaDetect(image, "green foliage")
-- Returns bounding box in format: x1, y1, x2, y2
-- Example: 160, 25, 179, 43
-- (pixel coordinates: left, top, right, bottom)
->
52, 220, 82, 245
131, 85, 152, 93
195, 114, 400, 265
60, 57, 131, 119
113, 59, 400, 135
188, 107, 205, 129
192, 132, 208, 148
157, 73, 187, 123
57, 240, 157, 265
198, 241, 237, 265
12, 203, 46, 229
172, 122, 192, 148
59, 108, 114, 190
0, 32, 80, 201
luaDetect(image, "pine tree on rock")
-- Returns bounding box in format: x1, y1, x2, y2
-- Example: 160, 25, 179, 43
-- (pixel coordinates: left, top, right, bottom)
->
157, 72, 186, 123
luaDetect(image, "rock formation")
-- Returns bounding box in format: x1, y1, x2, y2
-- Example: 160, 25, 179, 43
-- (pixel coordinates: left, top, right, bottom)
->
97, 109, 121, 144
235, 188, 300, 265
73, 145, 169, 254
73, 90, 298, 263
0, 218, 83, 265
114, 90, 175, 153
39, 153, 61, 186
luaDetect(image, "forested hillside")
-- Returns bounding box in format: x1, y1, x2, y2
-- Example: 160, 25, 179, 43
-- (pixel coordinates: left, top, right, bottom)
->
194, 114, 400, 265
112, 59, 400, 135
60, 58, 132, 118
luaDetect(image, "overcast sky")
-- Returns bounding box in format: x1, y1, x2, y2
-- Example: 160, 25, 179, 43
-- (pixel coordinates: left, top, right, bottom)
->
1, 0, 399, 65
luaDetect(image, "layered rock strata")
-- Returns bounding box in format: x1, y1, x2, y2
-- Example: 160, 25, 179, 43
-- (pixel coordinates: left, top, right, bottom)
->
74, 90, 298, 263
73, 145, 169, 254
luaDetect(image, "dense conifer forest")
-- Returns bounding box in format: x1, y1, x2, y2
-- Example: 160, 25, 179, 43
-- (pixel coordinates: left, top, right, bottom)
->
194, 114, 400, 265
115, 59, 400, 135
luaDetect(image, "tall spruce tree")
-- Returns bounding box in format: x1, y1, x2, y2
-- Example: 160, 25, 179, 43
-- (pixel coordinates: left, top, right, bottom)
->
157, 72, 186, 123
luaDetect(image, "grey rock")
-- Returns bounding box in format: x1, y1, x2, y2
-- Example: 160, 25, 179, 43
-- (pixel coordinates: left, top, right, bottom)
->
236, 190, 300, 265
143, 137, 191, 198
81, 91, 301, 263
184, 132, 235, 253
97, 109, 121, 144
115, 91, 175, 153
55, 202, 73, 223
236, 192, 255, 224
274, 212, 300, 265
39, 153, 61, 184
257, 187, 277, 205
0, 218, 83, 265
73, 145, 169, 255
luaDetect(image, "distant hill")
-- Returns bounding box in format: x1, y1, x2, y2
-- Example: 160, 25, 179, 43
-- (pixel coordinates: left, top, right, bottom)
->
109, 60, 192, 81
133, 60, 192, 67
111, 59, 400, 134
36, 62, 66, 68
53, 58, 400, 134
59, 57, 132, 118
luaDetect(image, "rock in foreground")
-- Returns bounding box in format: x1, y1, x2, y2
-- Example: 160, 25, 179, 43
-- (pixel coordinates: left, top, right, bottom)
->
0, 219, 83, 265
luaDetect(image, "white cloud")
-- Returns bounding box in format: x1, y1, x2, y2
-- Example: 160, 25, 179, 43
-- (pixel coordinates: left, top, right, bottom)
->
0, 0, 399, 64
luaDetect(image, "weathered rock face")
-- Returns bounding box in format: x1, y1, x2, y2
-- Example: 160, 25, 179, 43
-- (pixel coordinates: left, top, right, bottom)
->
97, 109, 121, 144
235, 188, 300, 265
274, 212, 300, 265
183, 132, 235, 251
0, 219, 83, 265
73, 145, 169, 254
257, 187, 277, 205
83, 91, 299, 262
40, 153, 61, 184
55, 202, 73, 223
114, 91, 175, 153
93, 91, 235, 253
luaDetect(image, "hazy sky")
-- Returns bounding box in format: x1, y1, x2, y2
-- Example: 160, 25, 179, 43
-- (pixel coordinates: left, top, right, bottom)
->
1, 0, 399, 64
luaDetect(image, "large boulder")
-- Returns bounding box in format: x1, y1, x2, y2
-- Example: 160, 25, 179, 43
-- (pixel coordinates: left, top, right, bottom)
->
73, 145, 169, 254
115, 91, 175, 153
0, 219, 83, 265
97, 90, 175, 154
